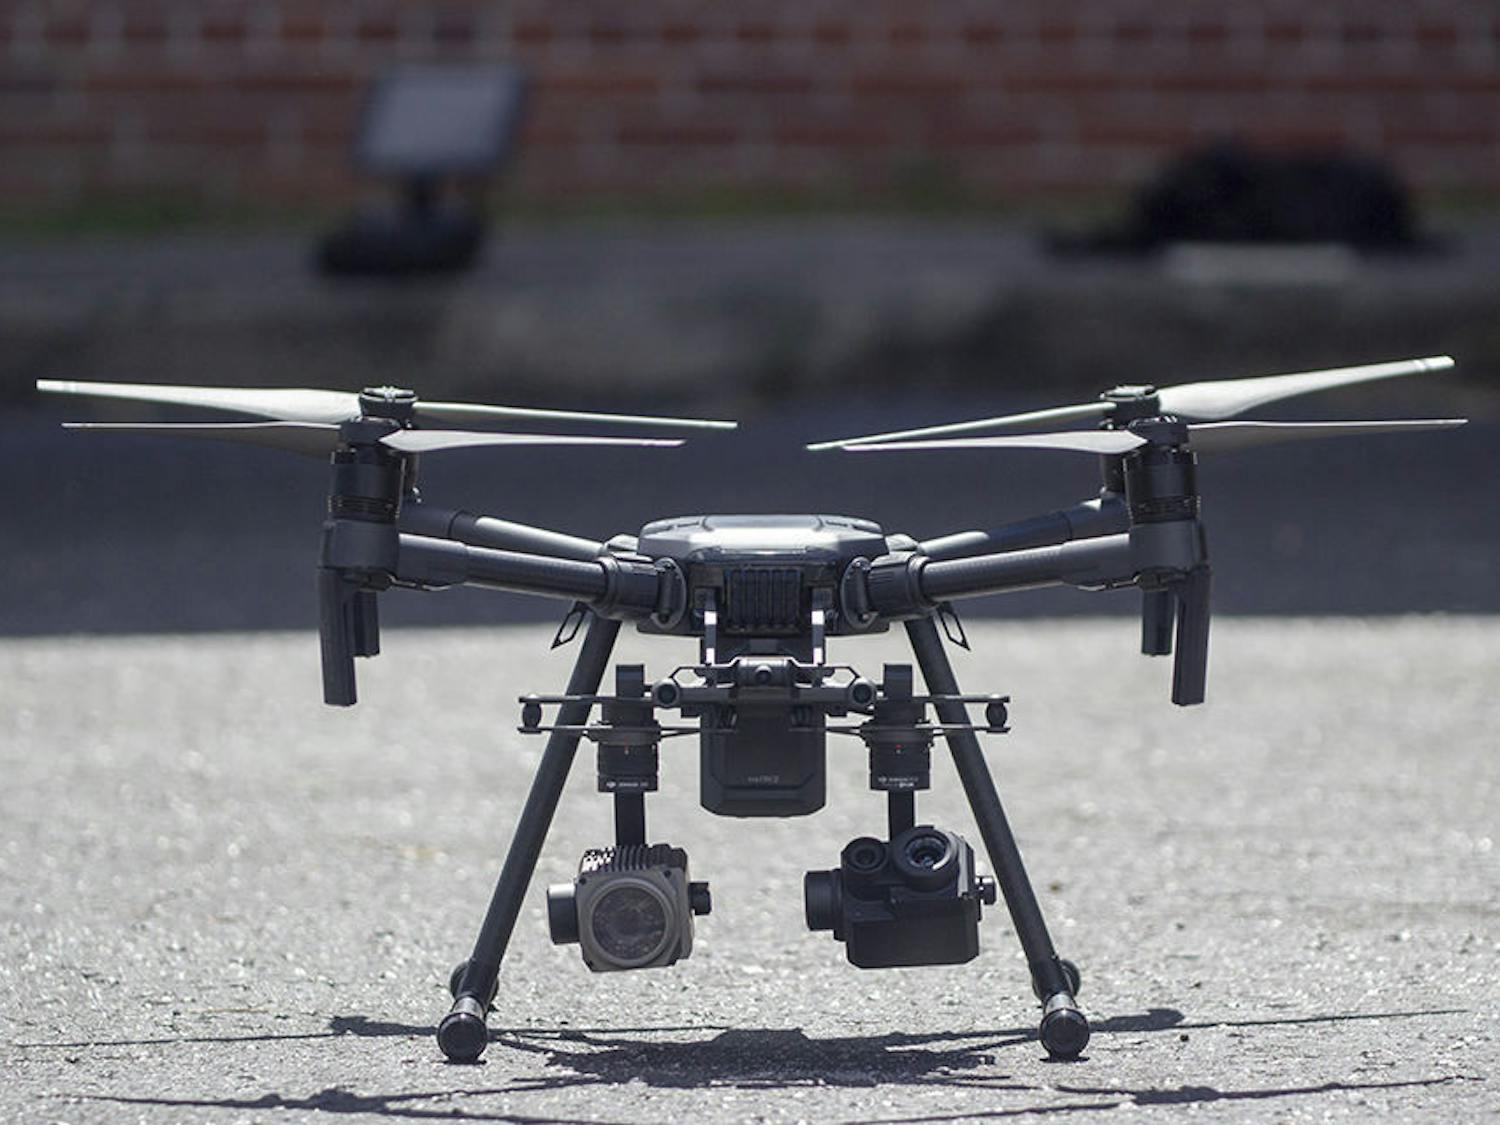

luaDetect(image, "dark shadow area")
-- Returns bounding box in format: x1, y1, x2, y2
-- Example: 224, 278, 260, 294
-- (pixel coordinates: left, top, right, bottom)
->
1053, 1076, 1478, 1107
1050, 142, 1431, 256
497, 1025, 1029, 1088
14, 1014, 435, 1050
55, 1007, 1474, 1122
851, 1077, 1477, 1125
490, 1006, 1464, 1091
85, 1088, 619, 1124
20, 1003, 1460, 1057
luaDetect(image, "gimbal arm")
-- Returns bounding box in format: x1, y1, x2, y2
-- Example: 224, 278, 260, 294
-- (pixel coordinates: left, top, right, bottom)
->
917, 493, 1129, 561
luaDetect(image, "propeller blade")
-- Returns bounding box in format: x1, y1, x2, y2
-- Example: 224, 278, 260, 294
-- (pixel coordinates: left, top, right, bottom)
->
806, 401, 1114, 451
38, 379, 737, 433
844, 430, 1145, 455
40, 380, 360, 424
61, 421, 686, 457
380, 430, 685, 453
62, 421, 341, 456
806, 354, 1455, 450
414, 401, 738, 431
843, 418, 1465, 457
1185, 418, 1467, 453
1156, 356, 1454, 421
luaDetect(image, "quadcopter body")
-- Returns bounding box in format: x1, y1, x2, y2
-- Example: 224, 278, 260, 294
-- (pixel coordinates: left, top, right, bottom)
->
39, 355, 1463, 1064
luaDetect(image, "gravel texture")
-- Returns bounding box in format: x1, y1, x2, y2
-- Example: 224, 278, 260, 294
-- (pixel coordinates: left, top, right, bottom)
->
3, 619, 1496, 1123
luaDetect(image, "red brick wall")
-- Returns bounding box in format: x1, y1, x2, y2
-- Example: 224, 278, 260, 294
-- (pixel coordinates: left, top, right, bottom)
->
3, 1, 1497, 208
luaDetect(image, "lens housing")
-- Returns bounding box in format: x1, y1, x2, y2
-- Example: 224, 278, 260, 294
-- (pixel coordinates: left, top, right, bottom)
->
585, 878, 674, 967
803, 825, 996, 969
547, 844, 710, 973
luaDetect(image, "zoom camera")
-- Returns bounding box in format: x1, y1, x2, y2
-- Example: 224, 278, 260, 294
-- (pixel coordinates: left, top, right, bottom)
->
547, 844, 711, 972
804, 826, 996, 968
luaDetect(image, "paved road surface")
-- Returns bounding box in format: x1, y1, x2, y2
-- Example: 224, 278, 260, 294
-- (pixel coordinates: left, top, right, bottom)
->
3, 620, 1496, 1122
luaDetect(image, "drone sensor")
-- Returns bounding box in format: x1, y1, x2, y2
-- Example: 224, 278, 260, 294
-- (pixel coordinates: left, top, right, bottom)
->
547, 844, 711, 972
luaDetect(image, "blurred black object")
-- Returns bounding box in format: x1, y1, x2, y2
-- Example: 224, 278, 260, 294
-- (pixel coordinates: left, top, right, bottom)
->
318, 65, 527, 277
1053, 142, 1423, 255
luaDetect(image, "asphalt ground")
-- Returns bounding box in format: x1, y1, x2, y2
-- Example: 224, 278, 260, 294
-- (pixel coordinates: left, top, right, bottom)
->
3, 618, 1497, 1123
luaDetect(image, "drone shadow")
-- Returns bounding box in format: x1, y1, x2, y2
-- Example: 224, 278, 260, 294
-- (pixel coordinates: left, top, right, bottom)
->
62, 1005, 1475, 1122
840, 1076, 1477, 1125
489, 1005, 1469, 1093
13, 1013, 436, 1051
24, 1001, 1460, 1056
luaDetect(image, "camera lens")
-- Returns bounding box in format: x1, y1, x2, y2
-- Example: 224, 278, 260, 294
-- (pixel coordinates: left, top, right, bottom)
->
586, 880, 673, 968
893, 828, 958, 890
905, 833, 950, 869
841, 836, 887, 876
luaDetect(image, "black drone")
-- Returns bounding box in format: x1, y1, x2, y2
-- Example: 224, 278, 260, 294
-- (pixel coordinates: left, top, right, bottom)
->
40, 355, 1463, 1063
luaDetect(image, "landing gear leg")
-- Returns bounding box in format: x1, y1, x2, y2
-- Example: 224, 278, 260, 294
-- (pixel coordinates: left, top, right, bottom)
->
905, 616, 1089, 1059
436, 614, 621, 1063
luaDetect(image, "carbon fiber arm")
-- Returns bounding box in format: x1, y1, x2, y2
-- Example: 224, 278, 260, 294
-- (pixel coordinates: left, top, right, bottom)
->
398, 503, 609, 562
917, 494, 1129, 561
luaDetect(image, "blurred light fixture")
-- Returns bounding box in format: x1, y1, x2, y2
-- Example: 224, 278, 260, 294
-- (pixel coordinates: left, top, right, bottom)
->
319, 65, 527, 276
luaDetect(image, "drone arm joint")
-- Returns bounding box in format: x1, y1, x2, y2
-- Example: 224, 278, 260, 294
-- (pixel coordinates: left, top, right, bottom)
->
1067, 492, 1131, 540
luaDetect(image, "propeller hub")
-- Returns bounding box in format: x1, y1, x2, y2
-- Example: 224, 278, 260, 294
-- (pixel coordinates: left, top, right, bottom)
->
1125, 416, 1190, 447
358, 386, 418, 421
339, 416, 403, 447
1101, 386, 1162, 427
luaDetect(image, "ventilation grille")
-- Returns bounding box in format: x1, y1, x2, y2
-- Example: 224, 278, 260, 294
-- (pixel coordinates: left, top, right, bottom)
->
723, 567, 804, 633
581, 844, 687, 874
